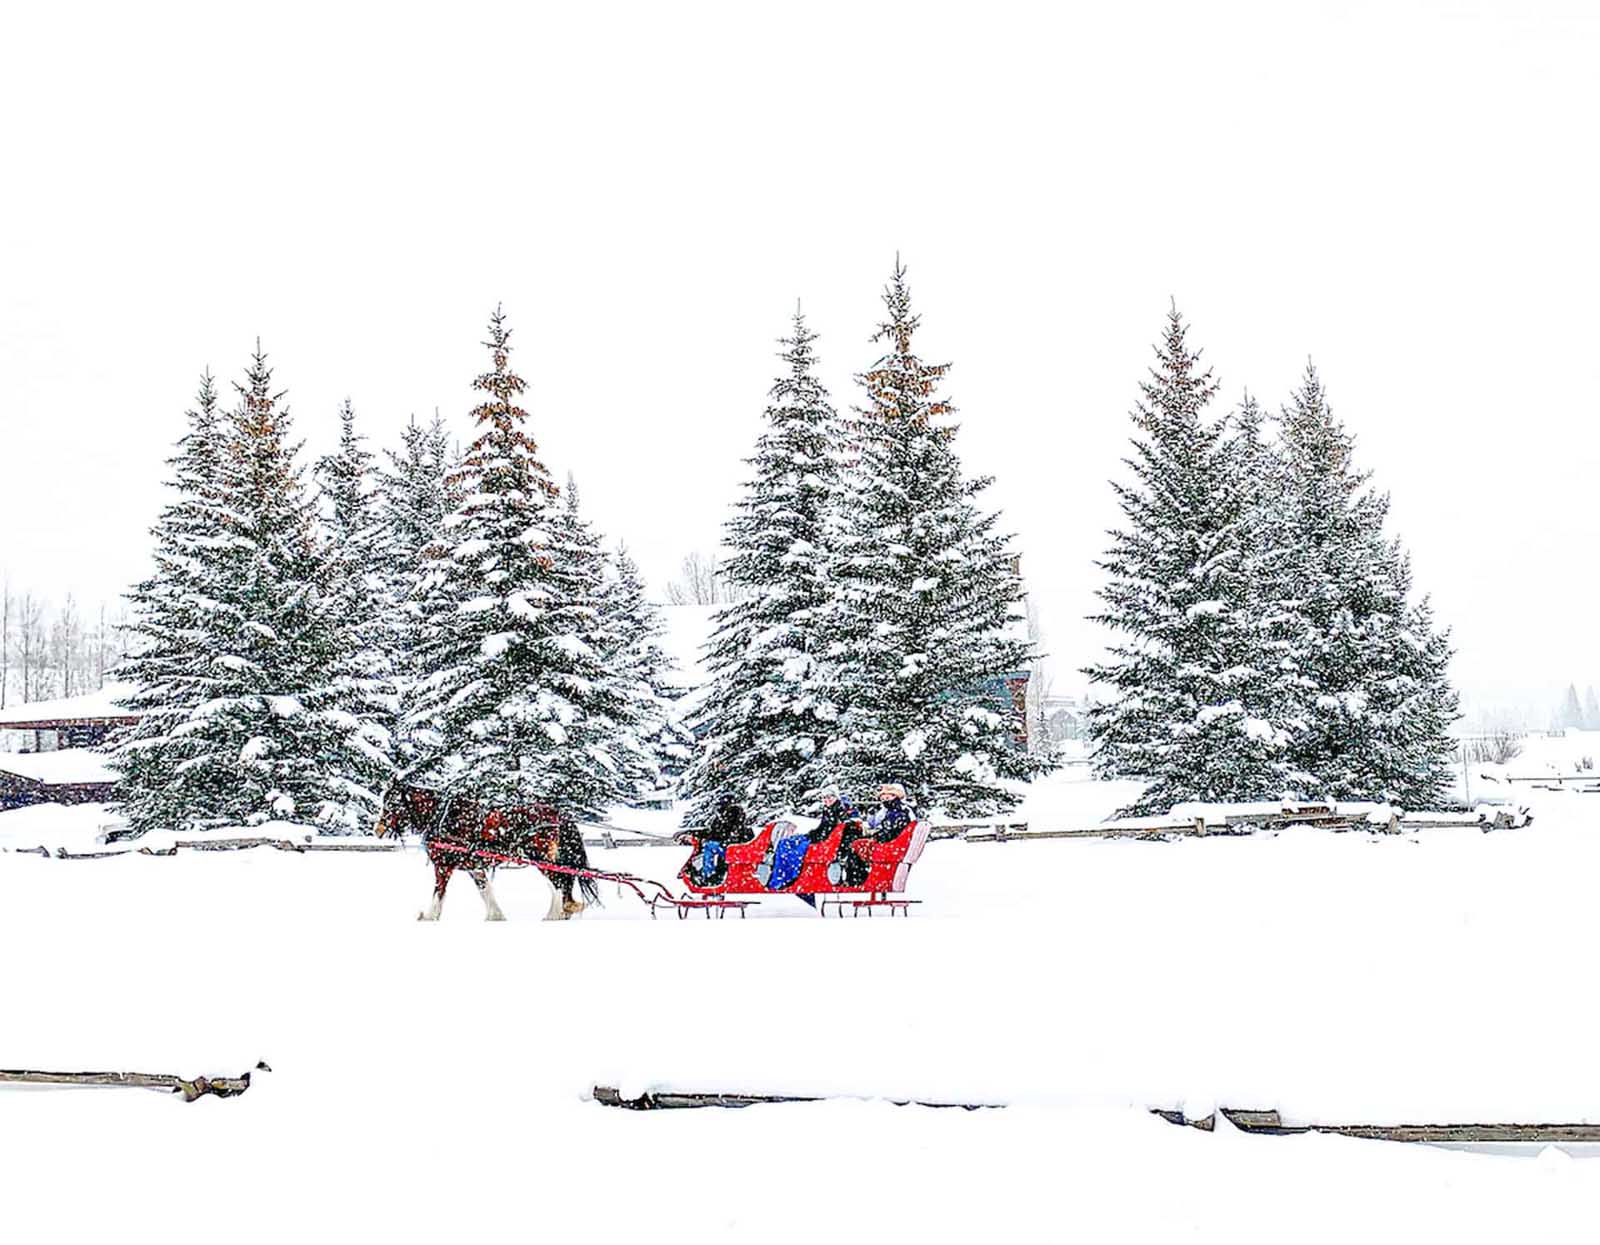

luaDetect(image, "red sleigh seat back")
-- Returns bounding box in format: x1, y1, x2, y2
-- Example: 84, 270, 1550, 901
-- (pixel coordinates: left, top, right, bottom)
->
724, 825, 773, 864
861, 820, 922, 892
889, 821, 929, 892
721, 824, 774, 891
680, 824, 773, 894
795, 822, 848, 893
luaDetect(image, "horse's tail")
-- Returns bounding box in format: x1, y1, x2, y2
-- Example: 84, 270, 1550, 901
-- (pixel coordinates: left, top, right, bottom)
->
560, 819, 601, 906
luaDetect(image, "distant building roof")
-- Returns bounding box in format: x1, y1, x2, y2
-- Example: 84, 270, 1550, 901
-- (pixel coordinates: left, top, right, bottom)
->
0, 684, 139, 729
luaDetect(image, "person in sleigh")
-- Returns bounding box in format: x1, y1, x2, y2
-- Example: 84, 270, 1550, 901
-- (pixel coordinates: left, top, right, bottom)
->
762, 786, 860, 893
838, 782, 915, 886
679, 792, 753, 885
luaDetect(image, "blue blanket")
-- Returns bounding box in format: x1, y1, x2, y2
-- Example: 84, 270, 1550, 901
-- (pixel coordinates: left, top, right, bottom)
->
768, 835, 810, 889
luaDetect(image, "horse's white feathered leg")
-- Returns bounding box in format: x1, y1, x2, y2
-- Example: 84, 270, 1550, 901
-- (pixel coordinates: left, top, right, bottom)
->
543, 877, 565, 921
473, 870, 508, 921
419, 866, 448, 921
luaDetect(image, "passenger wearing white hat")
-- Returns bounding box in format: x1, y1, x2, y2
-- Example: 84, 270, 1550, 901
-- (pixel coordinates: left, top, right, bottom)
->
866, 782, 912, 839
838, 781, 914, 886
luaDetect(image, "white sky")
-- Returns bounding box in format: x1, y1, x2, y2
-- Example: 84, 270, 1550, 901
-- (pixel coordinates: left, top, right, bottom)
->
2, 1, 1596, 719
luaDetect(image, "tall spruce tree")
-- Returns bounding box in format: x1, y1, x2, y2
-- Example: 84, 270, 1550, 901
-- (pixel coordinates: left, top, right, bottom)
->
115, 348, 377, 831
407, 309, 623, 815
379, 413, 453, 576
681, 309, 843, 822
1086, 307, 1289, 814
378, 412, 454, 763
312, 399, 401, 815
827, 263, 1048, 816
1229, 390, 1306, 774
1273, 361, 1457, 803
113, 372, 237, 834
1374, 561, 1458, 806
549, 474, 643, 811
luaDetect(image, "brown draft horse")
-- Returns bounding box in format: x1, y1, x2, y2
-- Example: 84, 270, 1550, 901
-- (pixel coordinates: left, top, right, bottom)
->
374, 783, 600, 921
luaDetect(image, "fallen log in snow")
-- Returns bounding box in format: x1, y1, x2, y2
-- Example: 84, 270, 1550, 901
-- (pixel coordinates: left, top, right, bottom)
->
1156, 1106, 1600, 1144
0, 1061, 269, 1102
594, 1088, 1600, 1144
592, 1086, 1001, 1111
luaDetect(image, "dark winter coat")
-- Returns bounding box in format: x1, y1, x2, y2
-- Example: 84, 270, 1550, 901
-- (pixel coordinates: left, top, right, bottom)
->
702, 800, 756, 846
864, 797, 913, 843
808, 797, 860, 843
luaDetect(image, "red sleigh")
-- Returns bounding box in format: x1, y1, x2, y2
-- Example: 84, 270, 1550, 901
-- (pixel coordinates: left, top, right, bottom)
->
673, 818, 932, 917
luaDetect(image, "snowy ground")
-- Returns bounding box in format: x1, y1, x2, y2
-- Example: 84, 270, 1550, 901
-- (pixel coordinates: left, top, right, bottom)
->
6, 739, 1600, 1241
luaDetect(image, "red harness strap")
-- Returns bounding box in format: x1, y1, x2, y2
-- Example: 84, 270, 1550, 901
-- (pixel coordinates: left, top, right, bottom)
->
425, 838, 675, 909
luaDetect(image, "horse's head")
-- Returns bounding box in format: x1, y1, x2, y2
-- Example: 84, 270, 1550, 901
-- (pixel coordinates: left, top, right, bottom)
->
375, 784, 433, 839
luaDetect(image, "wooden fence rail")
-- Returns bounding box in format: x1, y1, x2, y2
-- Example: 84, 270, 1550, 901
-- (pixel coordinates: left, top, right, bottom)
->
3, 804, 1529, 861
965, 807, 1528, 842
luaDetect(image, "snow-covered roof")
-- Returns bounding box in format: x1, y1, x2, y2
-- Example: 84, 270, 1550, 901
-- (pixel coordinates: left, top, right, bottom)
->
0, 684, 139, 727
0, 748, 119, 785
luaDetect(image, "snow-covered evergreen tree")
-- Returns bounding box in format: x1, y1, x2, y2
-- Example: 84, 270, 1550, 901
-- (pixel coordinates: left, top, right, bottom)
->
407, 309, 624, 816
377, 412, 454, 763
549, 474, 644, 812
1086, 307, 1289, 814
312, 398, 401, 817
1229, 390, 1308, 775
112, 371, 237, 834
1584, 686, 1600, 731
602, 543, 691, 804
1372, 561, 1458, 806
114, 348, 382, 832
379, 413, 453, 575
827, 263, 1048, 816
681, 309, 843, 823
1272, 361, 1458, 803
1560, 683, 1585, 731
